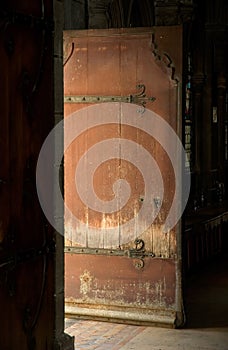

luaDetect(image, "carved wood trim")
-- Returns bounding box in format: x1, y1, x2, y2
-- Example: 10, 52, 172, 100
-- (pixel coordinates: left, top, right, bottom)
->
151, 32, 178, 83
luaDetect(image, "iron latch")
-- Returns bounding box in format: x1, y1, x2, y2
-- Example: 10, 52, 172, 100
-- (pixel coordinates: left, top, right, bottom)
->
128, 238, 155, 269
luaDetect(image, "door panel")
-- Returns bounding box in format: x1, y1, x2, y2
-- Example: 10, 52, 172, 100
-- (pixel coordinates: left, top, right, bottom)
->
64, 27, 183, 326
0, 2, 74, 349
0, 3, 55, 348
66, 254, 176, 325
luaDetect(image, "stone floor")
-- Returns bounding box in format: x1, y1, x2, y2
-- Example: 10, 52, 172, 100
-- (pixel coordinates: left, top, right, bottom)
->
65, 254, 228, 350
65, 318, 228, 350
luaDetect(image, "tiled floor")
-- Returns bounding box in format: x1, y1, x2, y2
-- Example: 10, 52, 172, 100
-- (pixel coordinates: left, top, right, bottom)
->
65, 318, 228, 350
65, 319, 146, 349
65, 254, 228, 349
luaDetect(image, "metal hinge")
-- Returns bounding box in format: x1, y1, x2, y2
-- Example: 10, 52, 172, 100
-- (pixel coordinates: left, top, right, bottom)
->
65, 238, 155, 270
128, 238, 155, 269
64, 84, 156, 109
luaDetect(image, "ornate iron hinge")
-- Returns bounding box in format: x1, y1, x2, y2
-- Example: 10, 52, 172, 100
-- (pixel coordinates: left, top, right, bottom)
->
64, 84, 156, 108
65, 238, 155, 270
128, 238, 155, 269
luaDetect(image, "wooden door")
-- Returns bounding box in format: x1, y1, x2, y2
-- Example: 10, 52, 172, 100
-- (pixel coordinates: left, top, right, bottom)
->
64, 27, 185, 327
0, 1, 74, 349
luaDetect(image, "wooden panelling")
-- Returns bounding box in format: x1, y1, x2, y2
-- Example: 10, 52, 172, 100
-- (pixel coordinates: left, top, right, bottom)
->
64, 27, 181, 253
0, 2, 72, 349
64, 27, 183, 325
65, 253, 176, 326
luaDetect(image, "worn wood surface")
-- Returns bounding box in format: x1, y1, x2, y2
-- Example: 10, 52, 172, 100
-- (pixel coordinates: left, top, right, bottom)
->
65, 254, 176, 307
64, 27, 182, 324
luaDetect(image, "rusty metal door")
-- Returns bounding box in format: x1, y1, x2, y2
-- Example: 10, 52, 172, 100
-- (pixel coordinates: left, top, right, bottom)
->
64, 27, 184, 327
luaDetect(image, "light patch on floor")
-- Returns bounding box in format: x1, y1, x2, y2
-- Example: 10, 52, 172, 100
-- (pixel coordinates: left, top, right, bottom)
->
65, 319, 228, 350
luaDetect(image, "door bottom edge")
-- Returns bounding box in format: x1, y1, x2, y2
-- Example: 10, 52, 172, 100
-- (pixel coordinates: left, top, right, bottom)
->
65, 305, 175, 328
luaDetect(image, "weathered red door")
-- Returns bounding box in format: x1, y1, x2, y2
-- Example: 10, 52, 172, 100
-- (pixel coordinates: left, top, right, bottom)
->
64, 27, 186, 327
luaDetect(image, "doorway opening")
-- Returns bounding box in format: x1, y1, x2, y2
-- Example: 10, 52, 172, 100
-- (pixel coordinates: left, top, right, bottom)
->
63, 26, 185, 328
62, 2, 228, 338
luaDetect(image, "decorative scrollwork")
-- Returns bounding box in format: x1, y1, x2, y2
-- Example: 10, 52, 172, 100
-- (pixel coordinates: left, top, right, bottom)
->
63, 42, 75, 67
64, 84, 156, 109
130, 84, 156, 107
128, 238, 155, 269
151, 33, 178, 82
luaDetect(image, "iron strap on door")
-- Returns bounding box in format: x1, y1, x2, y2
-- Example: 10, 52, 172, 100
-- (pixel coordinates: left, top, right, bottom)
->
64, 84, 156, 108
65, 239, 155, 269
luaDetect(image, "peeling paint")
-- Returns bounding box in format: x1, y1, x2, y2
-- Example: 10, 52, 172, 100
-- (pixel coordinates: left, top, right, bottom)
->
80, 270, 93, 296
64, 27, 182, 325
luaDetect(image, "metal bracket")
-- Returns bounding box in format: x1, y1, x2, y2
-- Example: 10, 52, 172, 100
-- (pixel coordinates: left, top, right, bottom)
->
64, 84, 156, 108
